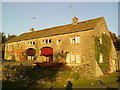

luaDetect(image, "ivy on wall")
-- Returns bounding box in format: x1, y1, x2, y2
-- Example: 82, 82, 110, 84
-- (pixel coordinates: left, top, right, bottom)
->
94, 33, 112, 74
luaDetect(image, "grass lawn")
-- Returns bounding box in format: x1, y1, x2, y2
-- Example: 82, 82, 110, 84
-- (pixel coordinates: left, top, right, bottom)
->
38, 72, 119, 88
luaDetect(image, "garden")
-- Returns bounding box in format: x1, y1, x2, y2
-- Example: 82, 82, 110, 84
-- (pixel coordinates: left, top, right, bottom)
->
2, 60, 120, 89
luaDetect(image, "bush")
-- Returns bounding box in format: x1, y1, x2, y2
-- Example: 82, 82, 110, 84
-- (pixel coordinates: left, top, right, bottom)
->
35, 61, 68, 70
2, 61, 70, 88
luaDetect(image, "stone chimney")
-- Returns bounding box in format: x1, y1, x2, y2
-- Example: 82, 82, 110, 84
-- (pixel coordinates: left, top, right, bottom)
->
30, 28, 34, 32
72, 17, 78, 25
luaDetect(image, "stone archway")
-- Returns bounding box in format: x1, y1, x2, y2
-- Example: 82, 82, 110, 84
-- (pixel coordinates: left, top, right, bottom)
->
26, 48, 36, 60
40, 47, 53, 62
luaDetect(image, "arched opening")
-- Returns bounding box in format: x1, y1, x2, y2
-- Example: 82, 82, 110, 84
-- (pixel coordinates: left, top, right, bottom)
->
40, 47, 53, 62
26, 48, 36, 60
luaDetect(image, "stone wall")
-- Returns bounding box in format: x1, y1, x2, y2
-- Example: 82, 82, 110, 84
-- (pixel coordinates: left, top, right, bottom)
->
4, 17, 117, 78
93, 17, 117, 74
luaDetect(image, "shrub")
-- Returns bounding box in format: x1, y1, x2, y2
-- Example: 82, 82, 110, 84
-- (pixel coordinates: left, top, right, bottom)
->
35, 61, 68, 70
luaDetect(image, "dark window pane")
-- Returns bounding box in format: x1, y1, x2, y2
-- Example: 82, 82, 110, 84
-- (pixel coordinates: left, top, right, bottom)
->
33, 42, 35, 45
49, 39, 51, 43
46, 40, 48, 43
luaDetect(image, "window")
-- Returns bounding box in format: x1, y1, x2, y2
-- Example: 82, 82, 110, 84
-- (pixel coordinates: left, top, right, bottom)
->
30, 42, 32, 44
28, 41, 35, 45
42, 40, 46, 44
99, 53, 103, 63
9, 45, 13, 50
33, 42, 35, 45
16, 44, 19, 48
57, 39, 61, 45
41, 39, 51, 44
100, 37, 102, 44
71, 55, 76, 62
71, 36, 80, 44
5, 45, 8, 50
46, 39, 48, 43
49, 39, 51, 43
66, 54, 81, 63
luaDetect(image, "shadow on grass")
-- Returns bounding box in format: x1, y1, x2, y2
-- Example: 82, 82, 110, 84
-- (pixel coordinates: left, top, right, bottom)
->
116, 76, 120, 83
2, 80, 38, 88
106, 88, 119, 90
2, 61, 68, 88
98, 80, 119, 90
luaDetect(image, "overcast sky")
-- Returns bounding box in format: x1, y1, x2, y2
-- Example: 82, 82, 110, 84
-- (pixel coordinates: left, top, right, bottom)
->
1, 1, 119, 36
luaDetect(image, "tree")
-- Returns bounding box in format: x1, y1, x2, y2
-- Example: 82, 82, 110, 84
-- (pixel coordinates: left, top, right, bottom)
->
8, 34, 17, 40
0, 32, 7, 59
0, 32, 17, 59
0, 32, 7, 44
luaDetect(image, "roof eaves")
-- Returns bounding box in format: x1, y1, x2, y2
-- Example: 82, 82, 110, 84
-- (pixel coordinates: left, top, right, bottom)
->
5, 28, 94, 44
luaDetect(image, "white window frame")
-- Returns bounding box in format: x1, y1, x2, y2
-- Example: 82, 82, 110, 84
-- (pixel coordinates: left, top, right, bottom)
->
100, 37, 102, 44
75, 36, 80, 43
57, 39, 61, 45
70, 36, 80, 44
99, 53, 103, 63
41, 39, 51, 44
70, 54, 76, 62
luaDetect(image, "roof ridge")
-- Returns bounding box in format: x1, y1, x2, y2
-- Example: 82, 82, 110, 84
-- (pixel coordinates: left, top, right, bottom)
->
23, 17, 103, 35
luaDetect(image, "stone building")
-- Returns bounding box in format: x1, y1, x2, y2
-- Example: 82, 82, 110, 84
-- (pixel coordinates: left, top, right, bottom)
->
4, 17, 117, 76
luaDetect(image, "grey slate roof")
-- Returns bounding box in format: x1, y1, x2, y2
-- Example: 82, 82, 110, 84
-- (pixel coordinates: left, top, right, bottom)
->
6, 17, 104, 43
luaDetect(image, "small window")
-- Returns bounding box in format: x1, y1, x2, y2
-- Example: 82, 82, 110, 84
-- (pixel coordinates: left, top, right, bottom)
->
30, 42, 32, 44
42, 40, 46, 44
99, 53, 103, 63
71, 36, 80, 44
9, 45, 13, 50
42, 40, 45, 44
41, 39, 51, 44
46, 39, 48, 43
71, 55, 76, 62
57, 39, 61, 45
49, 39, 51, 43
100, 37, 102, 44
72, 37, 76, 44
28, 41, 35, 45
75, 36, 80, 43
33, 42, 35, 45
16, 44, 19, 48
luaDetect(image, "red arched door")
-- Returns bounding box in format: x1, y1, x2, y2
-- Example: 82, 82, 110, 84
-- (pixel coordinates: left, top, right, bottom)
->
40, 47, 53, 61
26, 48, 36, 60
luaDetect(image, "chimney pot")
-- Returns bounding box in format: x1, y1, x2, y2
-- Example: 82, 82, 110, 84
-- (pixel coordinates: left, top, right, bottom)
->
30, 28, 34, 32
72, 17, 78, 25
